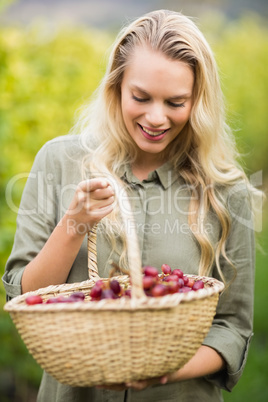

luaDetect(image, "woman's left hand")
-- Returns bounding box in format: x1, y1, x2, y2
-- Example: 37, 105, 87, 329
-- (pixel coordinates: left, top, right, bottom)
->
96, 372, 178, 392
96, 345, 225, 392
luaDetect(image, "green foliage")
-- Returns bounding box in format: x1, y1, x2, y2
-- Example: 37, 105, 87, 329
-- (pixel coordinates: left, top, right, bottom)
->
202, 13, 268, 175
223, 223, 268, 402
0, 12, 267, 400
0, 21, 111, 398
0, 22, 110, 266
0, 0, 15, 13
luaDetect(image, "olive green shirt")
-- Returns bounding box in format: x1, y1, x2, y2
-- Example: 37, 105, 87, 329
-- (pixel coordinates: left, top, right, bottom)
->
3, 135, 255, 402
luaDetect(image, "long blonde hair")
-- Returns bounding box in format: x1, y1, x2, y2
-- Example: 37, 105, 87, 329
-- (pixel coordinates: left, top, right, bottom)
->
72, 10, 253, 282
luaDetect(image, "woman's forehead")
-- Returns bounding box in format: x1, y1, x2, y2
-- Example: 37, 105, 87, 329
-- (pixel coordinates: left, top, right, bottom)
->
122, 46, 194, 96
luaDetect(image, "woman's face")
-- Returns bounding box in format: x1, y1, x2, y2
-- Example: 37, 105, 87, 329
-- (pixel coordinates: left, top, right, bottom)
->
121, 46, 194, 164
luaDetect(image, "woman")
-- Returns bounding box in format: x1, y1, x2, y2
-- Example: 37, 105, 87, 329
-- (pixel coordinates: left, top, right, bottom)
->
3, 9, 256, 402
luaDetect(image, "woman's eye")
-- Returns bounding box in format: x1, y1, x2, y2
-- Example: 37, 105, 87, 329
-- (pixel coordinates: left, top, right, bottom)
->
132, 95, 185, 108
132, 95, 148, 103
168, 101, 185, 108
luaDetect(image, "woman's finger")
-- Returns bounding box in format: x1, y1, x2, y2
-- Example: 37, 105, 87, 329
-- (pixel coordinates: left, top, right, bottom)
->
78, 178, 111, 193
84, 194, 115, 211
90, 185, 114, 200
125, 374, 169, 391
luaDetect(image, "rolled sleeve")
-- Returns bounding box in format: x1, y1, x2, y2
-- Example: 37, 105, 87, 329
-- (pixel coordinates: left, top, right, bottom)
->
203, 325, 253, 391
203, 182, 255, 391
2, 268, 24, 300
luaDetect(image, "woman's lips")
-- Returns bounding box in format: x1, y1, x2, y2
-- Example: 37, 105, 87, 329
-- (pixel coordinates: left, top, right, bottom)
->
138, 124, 169, 141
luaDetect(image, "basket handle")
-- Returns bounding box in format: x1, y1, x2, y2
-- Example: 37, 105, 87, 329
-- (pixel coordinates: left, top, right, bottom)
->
87, 185, 146, 300
87, 224, 99, 280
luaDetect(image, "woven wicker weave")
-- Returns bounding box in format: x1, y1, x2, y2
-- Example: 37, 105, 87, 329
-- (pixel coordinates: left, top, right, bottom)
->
4, 187, 224, 387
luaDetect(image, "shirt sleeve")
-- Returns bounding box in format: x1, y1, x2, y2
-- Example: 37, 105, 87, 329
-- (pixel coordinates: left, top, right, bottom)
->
2, 143, 57, 300
202, 182, 255, 391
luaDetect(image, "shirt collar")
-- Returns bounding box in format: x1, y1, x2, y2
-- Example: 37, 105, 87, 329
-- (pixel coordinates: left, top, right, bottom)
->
119, 161, 179, 190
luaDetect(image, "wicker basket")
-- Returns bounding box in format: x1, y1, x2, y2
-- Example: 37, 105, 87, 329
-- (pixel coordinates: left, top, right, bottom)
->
4, 188, 224, 387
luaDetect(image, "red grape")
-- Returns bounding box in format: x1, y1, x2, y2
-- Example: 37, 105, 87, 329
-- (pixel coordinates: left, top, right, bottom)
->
109, 280, 121, 295
71, 292, 85, 300
178, 278, 184, 288
182, 275, 189, 285
187, 278, 195, 288
151, 284, 168, 297
25, 295, 43, 305
161, 264, 172, 275
143, 276, 155, 290
192, 280, 205, 291
164, 274, 179, 283
167, 281, 180, 294
172, 269, 184, 278
55, 296, 71, 303
46, 297, 59, 304
143, 266, 159, 277
95, 280, 105, 288
101, 289, 117, 300
90, 284, 102, 300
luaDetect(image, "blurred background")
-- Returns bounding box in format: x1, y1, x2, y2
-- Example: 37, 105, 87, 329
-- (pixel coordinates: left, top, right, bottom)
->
0, 0, 267, 401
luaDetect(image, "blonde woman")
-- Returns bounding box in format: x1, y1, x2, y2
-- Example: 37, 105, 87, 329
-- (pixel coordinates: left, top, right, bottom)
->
3, 9, 256, 402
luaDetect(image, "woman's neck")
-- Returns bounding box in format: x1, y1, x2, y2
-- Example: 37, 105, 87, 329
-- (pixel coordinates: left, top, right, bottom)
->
131, 157, 167, 181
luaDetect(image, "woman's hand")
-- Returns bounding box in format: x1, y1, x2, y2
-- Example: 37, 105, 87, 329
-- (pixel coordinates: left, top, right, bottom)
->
21, 178, 115, 293
95, 345, 225, 392
65, 178, 115, 236
96, 372, 176, 392
124, 373, 175, 390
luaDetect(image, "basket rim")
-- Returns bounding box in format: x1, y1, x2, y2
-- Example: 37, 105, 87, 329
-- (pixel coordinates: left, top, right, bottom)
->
4, 275, 224, 312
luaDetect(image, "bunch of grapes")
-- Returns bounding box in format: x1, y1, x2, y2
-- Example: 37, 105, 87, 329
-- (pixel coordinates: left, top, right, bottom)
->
142, 264, 204, 297
25, 264, 205, 305
89, 264, 204, 301
89, 279, 130, 301
25, 292, 85, 305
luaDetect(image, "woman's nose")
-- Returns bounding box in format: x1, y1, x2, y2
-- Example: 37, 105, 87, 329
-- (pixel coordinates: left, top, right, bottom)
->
145, 103, 167, 127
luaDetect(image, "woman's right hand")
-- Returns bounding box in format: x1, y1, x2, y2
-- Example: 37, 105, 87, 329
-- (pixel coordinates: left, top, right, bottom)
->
65, 178, 115, 236
21, 177, 115, 293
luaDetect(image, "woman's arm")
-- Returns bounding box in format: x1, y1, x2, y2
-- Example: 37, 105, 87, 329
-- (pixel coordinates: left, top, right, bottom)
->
97, 345, 225, 392
21, 178, 114, 293
127, 346, 225, 390
165, 345, 225, 383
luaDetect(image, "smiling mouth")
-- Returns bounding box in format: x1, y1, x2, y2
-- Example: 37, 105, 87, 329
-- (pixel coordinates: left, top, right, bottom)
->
138, 124, 169, 137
